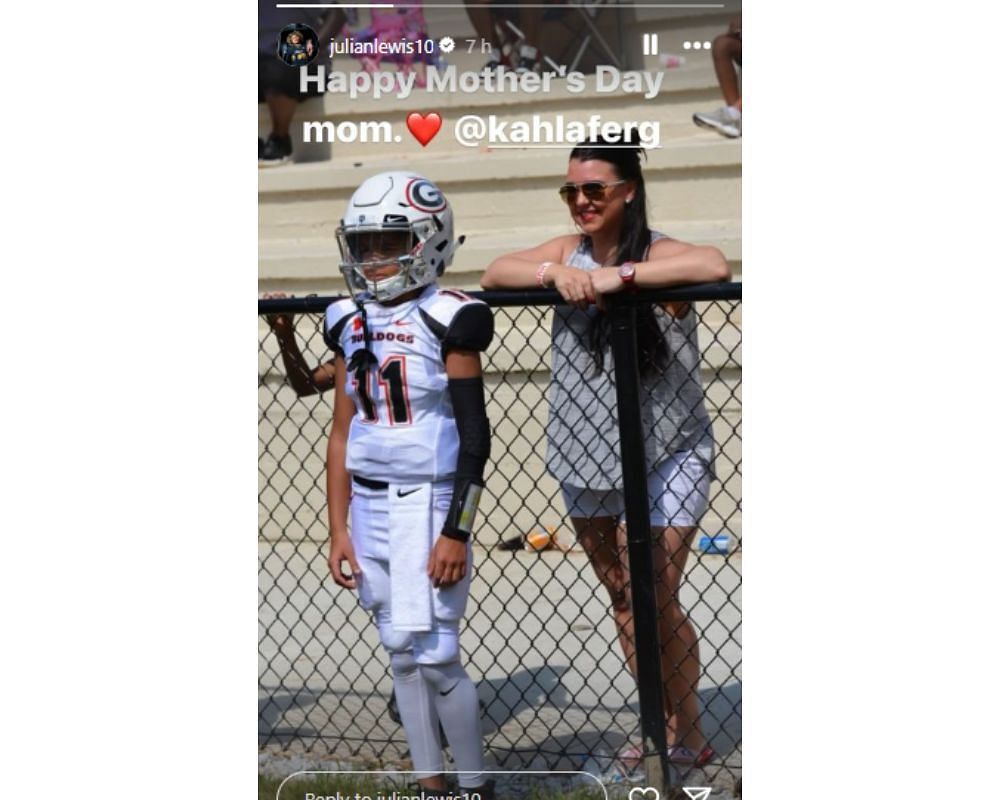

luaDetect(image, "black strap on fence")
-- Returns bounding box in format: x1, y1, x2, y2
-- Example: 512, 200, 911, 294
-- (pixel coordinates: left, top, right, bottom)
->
607, 293, 669, 790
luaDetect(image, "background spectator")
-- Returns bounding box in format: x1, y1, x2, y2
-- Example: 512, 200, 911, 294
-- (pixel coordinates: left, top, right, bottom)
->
692, 13, 742, 138
259, 1, 346, 165
464, 0, 546, 73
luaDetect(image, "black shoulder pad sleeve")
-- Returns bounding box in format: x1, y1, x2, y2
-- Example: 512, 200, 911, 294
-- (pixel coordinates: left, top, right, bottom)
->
441, 303, 494, 353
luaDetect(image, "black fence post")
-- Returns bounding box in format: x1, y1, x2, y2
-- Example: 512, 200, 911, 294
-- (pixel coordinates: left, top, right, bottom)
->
606, 293, 670, 790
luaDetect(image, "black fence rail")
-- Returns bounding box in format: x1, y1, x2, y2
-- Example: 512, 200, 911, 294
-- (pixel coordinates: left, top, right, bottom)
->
258, 285, 742, 793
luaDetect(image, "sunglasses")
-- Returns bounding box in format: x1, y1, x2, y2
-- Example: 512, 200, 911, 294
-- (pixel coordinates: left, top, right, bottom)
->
558, 179, 627, 204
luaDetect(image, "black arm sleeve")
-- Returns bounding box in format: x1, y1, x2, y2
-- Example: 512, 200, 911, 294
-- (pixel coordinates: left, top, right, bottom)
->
441, 376, 491, 542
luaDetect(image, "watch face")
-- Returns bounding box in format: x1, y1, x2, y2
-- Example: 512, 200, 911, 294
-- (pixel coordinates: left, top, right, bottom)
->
619, 264, 636, 281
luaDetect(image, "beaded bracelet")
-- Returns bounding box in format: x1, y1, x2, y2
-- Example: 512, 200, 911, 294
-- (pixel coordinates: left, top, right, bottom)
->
536, 261, 555, 288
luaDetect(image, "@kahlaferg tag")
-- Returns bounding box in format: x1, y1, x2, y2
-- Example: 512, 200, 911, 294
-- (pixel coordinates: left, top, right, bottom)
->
628, 788, 660, 800
405, 111, 442, 146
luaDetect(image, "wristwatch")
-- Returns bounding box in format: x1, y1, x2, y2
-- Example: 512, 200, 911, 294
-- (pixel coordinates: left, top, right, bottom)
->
618, 262, 637, 286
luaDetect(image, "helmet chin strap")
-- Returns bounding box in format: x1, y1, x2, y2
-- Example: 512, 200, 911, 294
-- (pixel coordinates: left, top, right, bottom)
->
348, 253, 415, 381
342, 250, 431, 385
348, 301, 378, 381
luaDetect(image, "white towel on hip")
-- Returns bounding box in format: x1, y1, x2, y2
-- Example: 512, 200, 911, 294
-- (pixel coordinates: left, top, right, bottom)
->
387, 482, 435, 632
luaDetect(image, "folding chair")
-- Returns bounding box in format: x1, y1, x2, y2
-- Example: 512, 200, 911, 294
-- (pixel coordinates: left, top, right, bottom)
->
494, 0, 623, 74
547, 0, 623, 72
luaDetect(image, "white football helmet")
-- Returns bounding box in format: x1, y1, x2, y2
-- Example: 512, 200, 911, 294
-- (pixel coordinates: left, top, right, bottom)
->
336, 171, 461, 303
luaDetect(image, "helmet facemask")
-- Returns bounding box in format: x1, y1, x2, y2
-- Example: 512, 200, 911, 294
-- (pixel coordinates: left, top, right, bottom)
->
336, 218, 446, 304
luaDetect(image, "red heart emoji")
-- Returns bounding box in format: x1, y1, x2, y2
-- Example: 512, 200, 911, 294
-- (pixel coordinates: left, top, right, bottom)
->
406, 112, 442, 147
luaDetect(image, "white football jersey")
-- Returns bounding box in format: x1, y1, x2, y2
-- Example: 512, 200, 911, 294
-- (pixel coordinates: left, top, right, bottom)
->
324, 285, 493, 483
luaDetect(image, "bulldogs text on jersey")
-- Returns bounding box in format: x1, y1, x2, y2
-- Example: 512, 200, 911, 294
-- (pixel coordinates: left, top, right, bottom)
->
324, 286, 493, 483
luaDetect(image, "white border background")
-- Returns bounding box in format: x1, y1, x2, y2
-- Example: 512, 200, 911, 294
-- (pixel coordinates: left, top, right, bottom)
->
5, 0, 256, 795
748, 2, 999, 799
5, 1, 999, 798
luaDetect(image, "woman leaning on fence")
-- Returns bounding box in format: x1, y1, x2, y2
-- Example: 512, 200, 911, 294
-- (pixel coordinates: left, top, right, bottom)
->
480, 138, 730, 767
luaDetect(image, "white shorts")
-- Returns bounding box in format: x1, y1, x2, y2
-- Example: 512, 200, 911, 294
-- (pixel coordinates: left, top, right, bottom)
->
560, 451, 710, 527
350, 480, 472, 657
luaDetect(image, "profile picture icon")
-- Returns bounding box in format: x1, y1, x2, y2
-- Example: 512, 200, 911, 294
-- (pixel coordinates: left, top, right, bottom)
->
277, 23, 319, 67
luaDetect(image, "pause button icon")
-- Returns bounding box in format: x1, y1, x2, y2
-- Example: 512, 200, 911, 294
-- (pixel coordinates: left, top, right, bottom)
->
642, 33, 659, 56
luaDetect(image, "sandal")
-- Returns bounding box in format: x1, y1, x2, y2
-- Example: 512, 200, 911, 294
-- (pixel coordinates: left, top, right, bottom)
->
618, 744, 716, 771
668, 745, 716, 767
618, 745, 645, 773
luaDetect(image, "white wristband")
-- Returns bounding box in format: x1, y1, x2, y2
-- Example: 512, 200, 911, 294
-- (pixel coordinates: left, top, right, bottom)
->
536, 261, 555, 288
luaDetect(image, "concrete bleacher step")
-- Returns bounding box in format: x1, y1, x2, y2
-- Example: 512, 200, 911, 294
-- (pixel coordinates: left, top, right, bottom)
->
259, 137, 740, 288
259, 61, 729, 163
259, 218, 741, 291
305, 58, 721, 116
259, 137, 739, 235
259, 125, 737, 191
482, 317, 740, 376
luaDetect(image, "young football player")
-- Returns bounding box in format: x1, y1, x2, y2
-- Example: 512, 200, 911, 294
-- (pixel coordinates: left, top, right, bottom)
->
325, 171, 494, 798
481, 139, 730, 769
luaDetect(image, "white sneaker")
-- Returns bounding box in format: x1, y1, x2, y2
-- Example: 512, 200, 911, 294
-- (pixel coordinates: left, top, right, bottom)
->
693, 107, 741, 138
515, 44, 540, 74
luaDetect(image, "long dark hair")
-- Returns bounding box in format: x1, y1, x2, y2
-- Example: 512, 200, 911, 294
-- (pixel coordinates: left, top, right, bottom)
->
569, 138, 668, 377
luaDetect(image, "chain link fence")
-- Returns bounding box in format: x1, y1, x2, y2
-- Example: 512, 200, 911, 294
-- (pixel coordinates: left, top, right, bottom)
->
259, 287, 741, 791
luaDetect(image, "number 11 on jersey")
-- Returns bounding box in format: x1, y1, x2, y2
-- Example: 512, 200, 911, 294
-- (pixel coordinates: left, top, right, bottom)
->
354, 355, 413, 425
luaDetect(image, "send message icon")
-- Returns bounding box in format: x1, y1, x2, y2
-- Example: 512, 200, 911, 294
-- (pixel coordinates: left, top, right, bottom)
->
682, 788, 712, 800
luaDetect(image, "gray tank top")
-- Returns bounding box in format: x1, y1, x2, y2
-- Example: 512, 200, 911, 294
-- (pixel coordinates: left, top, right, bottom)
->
546, 234, 715, 489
